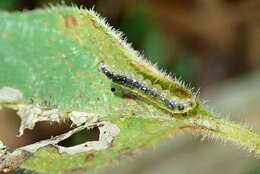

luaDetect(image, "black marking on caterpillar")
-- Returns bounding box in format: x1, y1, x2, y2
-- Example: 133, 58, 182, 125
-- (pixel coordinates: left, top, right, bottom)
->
99, 63, 196, 114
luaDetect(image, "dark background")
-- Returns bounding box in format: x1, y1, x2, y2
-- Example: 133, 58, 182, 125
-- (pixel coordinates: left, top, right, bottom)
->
0, 1, 260, 174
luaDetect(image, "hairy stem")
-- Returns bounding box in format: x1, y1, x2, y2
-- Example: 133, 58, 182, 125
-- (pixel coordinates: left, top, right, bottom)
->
185, 115, 260, 155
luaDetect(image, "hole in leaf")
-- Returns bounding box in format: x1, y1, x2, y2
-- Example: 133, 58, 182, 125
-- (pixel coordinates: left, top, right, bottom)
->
0, 108, 23, 149
0, 107, 100, 150
57, 127, 100, 147
0, 107, 73, 149
23, 120, 73, 145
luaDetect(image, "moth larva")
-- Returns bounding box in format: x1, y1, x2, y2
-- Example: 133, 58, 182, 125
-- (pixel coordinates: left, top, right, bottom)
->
99, 63, 196, 114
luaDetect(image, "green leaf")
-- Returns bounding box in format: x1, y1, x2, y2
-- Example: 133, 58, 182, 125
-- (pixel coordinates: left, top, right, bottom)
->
0, 6, 259, 174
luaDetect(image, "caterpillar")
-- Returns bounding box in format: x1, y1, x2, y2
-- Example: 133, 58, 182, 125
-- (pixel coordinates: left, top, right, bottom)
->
99, 63, 196, 114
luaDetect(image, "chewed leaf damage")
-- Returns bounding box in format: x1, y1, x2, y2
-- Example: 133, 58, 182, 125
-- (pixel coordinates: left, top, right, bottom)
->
0, 105, 120, 173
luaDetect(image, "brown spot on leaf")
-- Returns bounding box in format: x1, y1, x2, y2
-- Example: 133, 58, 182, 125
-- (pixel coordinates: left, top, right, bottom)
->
91, 18, 99, 28
178, 88, 190, 98
85, 153, 95, 161
64, 15, 78, 28
122, 94, 136, 100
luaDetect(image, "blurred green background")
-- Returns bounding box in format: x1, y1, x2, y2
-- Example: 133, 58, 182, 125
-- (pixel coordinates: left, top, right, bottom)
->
0, 0, 260, 174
